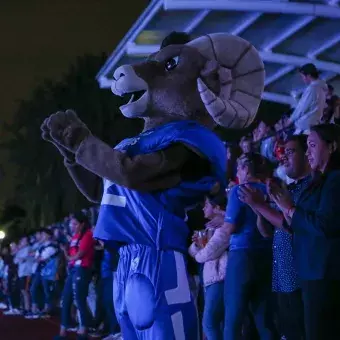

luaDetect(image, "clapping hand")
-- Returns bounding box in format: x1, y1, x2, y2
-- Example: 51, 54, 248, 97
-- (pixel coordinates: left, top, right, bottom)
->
267, 179, 294, 213
238, 184, 266, 208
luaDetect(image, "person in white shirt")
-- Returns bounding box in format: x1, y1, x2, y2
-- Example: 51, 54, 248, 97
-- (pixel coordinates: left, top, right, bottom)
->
14, 236, 34, 315
287, 63, 328, 134
30, 231, 42, 275
28, 228, 59, 319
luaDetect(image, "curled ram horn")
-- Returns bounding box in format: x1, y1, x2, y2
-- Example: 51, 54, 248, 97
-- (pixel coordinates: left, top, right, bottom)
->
188, 34, 265, 129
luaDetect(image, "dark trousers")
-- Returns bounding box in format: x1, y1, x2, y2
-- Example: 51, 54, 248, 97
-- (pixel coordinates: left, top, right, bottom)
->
198, 264, 205, 339
102, 274, 120, 334
61, 267, 91, 328
276, 290, 305, 340
301, 280, 340, 340
7, 275, 20, 309
224, 250, 277, 340
197, 279, 205, 339
54, 279, 65, 306
93, 278, 105, 329
94, 274, 120, 335
30, 273, 54, 310
242, 310, 260, 340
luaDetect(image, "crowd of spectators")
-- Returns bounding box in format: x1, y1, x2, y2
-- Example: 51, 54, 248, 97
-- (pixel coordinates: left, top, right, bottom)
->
184, 62, 340, 340
0, 208, 121, 340
0, 29, 340, 340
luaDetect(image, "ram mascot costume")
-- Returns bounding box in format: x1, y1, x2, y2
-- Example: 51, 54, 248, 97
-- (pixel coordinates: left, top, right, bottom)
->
41, 33, 264, 339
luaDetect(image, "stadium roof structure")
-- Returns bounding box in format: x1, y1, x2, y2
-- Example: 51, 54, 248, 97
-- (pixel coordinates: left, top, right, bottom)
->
96, 0, 340, 106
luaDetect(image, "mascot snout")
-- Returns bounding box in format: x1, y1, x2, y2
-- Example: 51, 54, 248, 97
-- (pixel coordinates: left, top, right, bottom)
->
111, 65, 149, 118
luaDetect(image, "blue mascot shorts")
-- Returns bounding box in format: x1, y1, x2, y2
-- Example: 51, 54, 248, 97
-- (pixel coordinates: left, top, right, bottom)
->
114, 244, 198, 340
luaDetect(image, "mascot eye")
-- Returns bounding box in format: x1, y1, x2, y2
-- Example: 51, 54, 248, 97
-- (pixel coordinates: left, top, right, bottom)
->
165, 56, 179, 71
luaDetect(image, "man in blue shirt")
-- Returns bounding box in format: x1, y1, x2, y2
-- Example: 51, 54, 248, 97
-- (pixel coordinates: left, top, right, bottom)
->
272, 136, 310, 340
239, 135, 311, 340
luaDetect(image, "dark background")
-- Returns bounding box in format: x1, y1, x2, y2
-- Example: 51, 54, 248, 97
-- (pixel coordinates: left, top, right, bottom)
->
0, 0, 149, 199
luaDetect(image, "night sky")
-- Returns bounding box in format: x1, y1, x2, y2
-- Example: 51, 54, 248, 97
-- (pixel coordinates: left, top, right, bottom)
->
0, 0, 148, 203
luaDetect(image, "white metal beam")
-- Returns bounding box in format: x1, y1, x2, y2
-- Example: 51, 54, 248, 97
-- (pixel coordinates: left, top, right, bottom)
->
126, 43, 159, 56
184, 9, 210, 33
230, 12, 262, 36
323, 72, 338, 82
125, 43, 340, 74
265, 69, 337, 97
263, 16, 315, 52
262, 92, 294, 105
307, 33, 340, 58
96, 0, 162, 80
260, 51, 340, 74
265, 66, 295, 87
163, 0, 340, 18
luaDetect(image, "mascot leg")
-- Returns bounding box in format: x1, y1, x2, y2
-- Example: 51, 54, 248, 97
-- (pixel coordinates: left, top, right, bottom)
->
114, 245, 198, 340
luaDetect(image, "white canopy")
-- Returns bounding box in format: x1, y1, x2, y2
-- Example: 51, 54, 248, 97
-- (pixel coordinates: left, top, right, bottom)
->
97, 0, 340, 106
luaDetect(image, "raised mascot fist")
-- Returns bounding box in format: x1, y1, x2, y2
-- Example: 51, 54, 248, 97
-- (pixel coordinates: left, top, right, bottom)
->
41, 116, 72, 160
41, 110, 91, 154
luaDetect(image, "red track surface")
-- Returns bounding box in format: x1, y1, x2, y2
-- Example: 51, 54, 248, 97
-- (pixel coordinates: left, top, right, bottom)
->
0, 312, 78, 340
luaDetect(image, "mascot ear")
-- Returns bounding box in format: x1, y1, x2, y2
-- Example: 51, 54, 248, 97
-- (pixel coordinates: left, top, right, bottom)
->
199, 60, 220, 95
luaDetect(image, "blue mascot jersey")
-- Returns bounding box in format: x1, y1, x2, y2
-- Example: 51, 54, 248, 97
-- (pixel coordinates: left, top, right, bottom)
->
94, 120, 226, 253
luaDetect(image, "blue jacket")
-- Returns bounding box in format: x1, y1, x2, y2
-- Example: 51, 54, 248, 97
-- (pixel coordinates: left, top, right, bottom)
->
94, 120, 226, 253
291, 170, 340, 280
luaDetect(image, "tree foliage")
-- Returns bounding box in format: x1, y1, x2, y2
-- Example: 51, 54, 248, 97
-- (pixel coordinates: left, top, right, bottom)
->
4, 53, 143, 232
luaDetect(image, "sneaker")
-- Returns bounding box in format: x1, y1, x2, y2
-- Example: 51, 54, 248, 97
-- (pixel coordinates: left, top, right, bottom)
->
25, 312, 41, 319
102, 334, 122, 340
67, 327, 78, 332
53, 336, 67, 340
88, 330, 101, 338
0, 302, 8, 309
3, 309, 14, 315
4, 308, 21, 315
40, 312, 51, 319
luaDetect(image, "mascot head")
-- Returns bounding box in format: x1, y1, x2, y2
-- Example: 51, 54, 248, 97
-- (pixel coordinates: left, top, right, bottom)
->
111, 33, 265, 130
